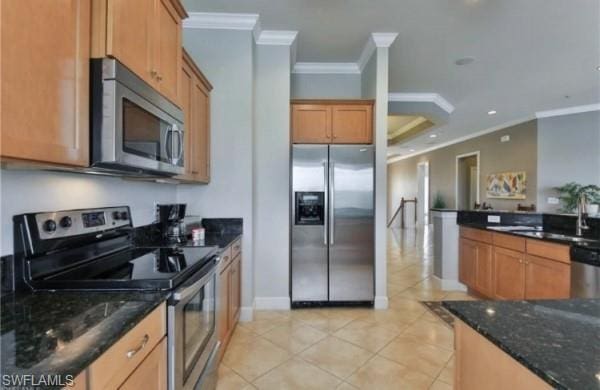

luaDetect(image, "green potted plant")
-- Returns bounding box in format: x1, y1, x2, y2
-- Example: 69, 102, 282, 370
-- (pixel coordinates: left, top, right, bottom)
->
433, 192, 447, 209
553, 182, 600, 214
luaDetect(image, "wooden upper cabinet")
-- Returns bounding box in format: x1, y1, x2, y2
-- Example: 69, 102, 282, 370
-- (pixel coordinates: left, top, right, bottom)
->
1, 0, 90, 166
524, 255, 570, 299
177, 50, 212, 183
292, 104, 332, 143
331, 104, 373, 143
93, 0, 186, 105
493, 247, 526, 300
291, 100, 374, 144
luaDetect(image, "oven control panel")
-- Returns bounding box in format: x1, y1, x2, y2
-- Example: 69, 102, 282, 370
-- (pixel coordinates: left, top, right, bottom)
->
34, 206, 131, 240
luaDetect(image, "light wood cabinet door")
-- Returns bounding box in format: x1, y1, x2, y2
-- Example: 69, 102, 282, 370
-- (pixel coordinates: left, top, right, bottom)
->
474, 243, 494, 297
217, 266, 230, 345
292, 105, 332, 143
180, 58, 194, 180
229, 255, 241, 327
119, 337, 167, 390
459, 238, 477, 288
331, 104, 373, 144
191, 78, 211, 182
525, 255, 570, 299
155, 0, 182, 104
1, 0, 90, 166
106, 0, 156, 87
493, 247, 526, 300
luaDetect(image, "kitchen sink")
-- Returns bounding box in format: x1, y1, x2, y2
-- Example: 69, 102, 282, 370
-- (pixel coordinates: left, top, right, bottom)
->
519, 231, 597, 243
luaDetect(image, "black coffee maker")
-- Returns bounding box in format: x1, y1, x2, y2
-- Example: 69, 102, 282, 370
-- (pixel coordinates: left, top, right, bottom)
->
156, 204, 187, 243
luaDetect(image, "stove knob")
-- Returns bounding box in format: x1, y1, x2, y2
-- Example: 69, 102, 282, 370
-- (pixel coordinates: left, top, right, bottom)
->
59, 216, 72, 228
120, 211, 129, 220
112, 211, 121, 220
43, 219, 57, 233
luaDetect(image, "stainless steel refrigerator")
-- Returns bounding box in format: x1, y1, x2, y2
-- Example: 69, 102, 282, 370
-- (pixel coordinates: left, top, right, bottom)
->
291, 144, 374, 304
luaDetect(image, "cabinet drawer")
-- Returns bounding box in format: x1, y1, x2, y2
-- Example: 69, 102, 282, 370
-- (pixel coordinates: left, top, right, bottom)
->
526, 240, 570, 264
219, 246, 233, 271
88, 303, 166, 389
231, 238, 242, 260
460, 227, 493, 244
493, 233, 526, 252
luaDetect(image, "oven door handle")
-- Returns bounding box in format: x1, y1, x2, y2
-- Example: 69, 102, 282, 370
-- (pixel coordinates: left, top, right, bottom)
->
172, 256, 220, 303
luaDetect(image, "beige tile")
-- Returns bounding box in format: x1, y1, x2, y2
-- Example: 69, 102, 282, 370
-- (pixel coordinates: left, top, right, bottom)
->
291, 309, 355, 333
229, 325, 259, 346
223, 337, 290, 382
299, 336, 373, 379
396, 287, 447, 301
239, 316, 292, 335
348, 355, 434, 390
333, 320, 400, 352
403, 320, 455, 350
252, 358, 341, 390
217, 364, 252, 390
379, 335, 453, 377
336, 382, 359, 389
429, 380, 453, 390
437, 356, 454, 385
261, 322, 327, 354
356, 307, 416, 332
442, 291, 478, 301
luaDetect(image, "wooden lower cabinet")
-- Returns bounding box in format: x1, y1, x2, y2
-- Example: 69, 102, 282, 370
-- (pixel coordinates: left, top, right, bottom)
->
120, 337, 167, 390
493, 247, 526, 300
455, 320, 551, 390
459, 238, 493, 296
525, 255, 570, 299
216, 239, 242, 362
459, 227, 571, 300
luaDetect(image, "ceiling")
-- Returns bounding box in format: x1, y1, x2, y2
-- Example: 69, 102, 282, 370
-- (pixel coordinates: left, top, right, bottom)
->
183, 0, 600, 158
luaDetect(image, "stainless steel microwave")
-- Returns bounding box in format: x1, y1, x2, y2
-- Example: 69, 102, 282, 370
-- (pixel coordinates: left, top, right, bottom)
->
90, 58, 185, 176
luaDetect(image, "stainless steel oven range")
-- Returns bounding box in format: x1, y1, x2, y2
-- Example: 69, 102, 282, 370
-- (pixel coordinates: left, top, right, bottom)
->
12, 206, 220, 390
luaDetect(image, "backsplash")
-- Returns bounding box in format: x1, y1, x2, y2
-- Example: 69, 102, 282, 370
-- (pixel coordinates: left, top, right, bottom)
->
0, 169, 178, 255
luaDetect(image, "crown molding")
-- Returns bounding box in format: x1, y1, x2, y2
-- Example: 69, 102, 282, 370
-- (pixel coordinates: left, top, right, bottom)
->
184, 12, 259, 31
357, 38, 376, 72
371, 32, 398, 48
386, 116, 533, 164
388, 92, 455, 114
535, 103, 600, 119
292, 62, 360, 74
255, 30, 298, 46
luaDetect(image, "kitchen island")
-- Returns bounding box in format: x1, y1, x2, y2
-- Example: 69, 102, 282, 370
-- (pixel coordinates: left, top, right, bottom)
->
443, 299, 600, 390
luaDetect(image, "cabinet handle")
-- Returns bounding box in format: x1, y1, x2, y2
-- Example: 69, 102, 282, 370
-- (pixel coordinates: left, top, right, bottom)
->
150, 69, 158, 78
157, 74, 163, 82
223, 255, 229, 263
234, 245, 240, 251
126, 334, 149, 359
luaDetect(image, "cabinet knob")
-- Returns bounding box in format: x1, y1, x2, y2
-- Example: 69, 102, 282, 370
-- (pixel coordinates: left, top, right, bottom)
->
150, 69, 158, 78
157, 74, 163, 81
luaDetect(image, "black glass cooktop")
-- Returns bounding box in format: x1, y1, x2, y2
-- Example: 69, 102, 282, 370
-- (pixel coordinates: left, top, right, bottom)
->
32, 246, 219, 291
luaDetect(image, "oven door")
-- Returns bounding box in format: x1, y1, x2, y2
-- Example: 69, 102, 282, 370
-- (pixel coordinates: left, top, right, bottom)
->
168, 259, 218, 390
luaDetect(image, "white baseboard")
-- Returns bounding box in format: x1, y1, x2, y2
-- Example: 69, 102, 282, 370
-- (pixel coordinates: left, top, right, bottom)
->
253, 296, 291, 310
239, 306, 254, 322
374, 295, 389, 309
433, 276, 467, 291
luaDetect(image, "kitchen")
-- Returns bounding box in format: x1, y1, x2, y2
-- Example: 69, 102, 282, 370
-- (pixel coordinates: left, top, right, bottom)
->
1, 0, 599, 389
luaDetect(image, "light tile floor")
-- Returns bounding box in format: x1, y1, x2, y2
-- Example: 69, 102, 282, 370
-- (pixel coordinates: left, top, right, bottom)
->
216, 227, 476, 389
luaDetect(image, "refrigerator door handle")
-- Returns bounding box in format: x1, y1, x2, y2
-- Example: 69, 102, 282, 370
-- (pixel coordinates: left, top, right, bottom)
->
329, 162, 335, 246
323, 161, 328, 246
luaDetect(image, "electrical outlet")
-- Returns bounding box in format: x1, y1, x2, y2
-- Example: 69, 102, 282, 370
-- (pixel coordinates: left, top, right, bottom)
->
547, 197, 560, 205
487, 215, 501, 223
500, 135, 510, 143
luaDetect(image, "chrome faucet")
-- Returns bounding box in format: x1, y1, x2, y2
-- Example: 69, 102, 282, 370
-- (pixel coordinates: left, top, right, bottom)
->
576, 193, 590, 236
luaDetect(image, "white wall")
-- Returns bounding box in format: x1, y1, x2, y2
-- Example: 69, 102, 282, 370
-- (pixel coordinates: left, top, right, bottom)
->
252, 43, 291, 309
291, 73, 361, 99
537, 110, 600, 212
0, 169, 176, 255
361, 48, 389, 309
177, 29, 255, 318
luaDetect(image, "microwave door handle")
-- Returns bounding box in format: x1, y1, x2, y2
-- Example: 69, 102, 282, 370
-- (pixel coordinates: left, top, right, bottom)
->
175, 127, 184, 161
163, 126, 172, 160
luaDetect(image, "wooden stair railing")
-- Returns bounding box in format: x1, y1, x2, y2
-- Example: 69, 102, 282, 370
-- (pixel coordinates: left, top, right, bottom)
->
387, 197, 418, 228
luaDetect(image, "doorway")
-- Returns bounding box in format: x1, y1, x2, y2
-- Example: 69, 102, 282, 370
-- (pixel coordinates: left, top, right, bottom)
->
417, 161, 430, 225
456, 152, 480, 210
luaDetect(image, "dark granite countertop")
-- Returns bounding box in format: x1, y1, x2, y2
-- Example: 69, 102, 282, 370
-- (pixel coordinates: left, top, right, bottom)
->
0, 291, 168, 381
443, 299, 600, 390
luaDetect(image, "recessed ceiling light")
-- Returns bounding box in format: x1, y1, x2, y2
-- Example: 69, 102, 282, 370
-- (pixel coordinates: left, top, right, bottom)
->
488, 110, 497, 115
455, 57, 475, 66
409, 149, 415, 152
597, 66, 600, 71
429, 134, 437, 138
